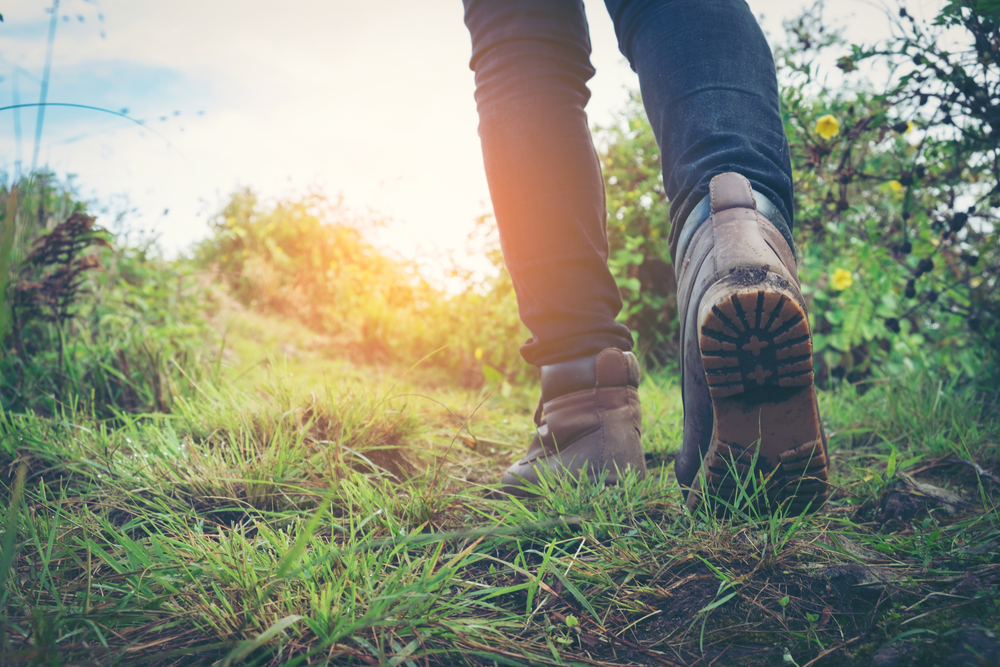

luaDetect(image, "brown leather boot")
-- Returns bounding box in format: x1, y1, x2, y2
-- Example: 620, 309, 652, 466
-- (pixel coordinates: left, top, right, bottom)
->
672, 173, 829, 514
499, 348, 646, 497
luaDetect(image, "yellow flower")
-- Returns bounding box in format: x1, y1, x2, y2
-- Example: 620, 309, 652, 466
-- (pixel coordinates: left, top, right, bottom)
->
831, 268, 853, 291
888, 180, 904, 193
816, 114, 840, 140
474, 347, 483, 360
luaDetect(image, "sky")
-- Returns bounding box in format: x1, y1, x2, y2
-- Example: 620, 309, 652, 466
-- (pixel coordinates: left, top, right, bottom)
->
0, 0, 944, 277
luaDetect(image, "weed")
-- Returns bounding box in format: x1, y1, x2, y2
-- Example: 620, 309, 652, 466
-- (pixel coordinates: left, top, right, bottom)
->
1, 175, 211, 417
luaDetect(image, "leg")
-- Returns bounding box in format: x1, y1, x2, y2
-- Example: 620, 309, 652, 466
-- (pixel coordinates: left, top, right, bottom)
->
463, 0, 632, 367
604, 0, 794, 247
605, 0, 829, 511
462, 0, 644, 494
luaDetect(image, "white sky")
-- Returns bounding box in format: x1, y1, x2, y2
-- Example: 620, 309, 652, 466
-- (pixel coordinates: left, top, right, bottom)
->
0, 0, 944, 276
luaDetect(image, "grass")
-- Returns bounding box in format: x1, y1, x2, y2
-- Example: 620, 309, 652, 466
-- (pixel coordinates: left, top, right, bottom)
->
1, 302, 998, 666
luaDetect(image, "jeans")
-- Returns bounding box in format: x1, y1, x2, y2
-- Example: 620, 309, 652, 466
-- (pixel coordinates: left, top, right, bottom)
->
462, 0, 793, 367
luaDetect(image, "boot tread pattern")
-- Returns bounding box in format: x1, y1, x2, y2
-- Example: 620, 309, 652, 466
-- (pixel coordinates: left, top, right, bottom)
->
690, 286, 830, 515
701, 290, 814, 399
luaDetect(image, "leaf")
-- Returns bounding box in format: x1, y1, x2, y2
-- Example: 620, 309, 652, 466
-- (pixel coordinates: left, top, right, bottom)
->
220, 615, 304, 666
886, 447, 897, 479
274, 496, 333, 579
549, 568, 600, 625
481, 364, 504, 386
389, 635, 424, 667
698, 590, 738, 614
842, 289, 874, 348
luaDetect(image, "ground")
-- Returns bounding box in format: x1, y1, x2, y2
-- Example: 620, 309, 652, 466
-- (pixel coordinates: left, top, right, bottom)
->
1, 301, 998, 667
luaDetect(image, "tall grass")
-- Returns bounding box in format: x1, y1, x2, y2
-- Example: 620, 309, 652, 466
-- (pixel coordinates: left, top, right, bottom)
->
1, 354, 996, 665
0, 185, 18, 339
0, 173, 211, 416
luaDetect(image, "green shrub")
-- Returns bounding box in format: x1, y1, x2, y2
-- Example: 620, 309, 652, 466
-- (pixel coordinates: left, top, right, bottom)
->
596, 96, 677, 364
194, 189, 530, 384
1, 174, 211, 416
780, 1, 998, 384
595, 2, 998, 385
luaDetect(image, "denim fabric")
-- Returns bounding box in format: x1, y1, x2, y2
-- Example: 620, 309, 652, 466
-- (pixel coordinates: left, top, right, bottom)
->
462, 0, 793, 367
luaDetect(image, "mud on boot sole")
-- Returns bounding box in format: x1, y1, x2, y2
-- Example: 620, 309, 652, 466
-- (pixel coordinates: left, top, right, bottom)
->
687, 278, 830, 515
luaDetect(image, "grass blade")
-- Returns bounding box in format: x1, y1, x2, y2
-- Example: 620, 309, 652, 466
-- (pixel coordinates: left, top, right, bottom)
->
221, 614, 304, 666
0, 463, 27, 596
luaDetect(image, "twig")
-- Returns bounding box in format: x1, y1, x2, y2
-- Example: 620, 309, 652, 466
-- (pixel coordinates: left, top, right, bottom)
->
800, 635, 863, 667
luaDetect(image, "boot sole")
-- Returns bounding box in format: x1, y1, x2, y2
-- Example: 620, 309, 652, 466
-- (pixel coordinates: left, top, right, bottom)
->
687, 275, 830, 515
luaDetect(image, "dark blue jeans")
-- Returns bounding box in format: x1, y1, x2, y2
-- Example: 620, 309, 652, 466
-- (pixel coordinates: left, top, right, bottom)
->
463, 0, 793, 367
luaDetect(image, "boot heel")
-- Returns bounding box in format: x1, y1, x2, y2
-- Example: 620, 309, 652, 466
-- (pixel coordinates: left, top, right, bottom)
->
687, 274, 830, 514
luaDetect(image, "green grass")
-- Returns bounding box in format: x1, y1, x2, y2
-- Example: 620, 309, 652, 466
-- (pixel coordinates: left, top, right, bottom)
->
1, 305, 998, 666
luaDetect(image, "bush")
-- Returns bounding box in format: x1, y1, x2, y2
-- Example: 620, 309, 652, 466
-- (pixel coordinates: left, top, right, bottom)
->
194, 189, 530, 384
596, 97, 677, 364
595, 1, 998, 385
780, 1, 998, 383
1, 174, 211, 416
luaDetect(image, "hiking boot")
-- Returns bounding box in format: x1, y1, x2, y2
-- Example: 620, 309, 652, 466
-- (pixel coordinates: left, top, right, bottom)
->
672, 173, 829, 514
499, 348, 646, 497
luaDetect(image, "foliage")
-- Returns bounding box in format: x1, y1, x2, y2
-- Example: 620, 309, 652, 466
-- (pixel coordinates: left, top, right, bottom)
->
0, 189, 15, 340
0, 307, 996, 666
0, 174, 210, 416
9, 211, 107, 375
778, 1, 998, 384
445, 214, 532, 384
596, 100, 677, 363
194, 189, 529, 384
595, 2, 998, 385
